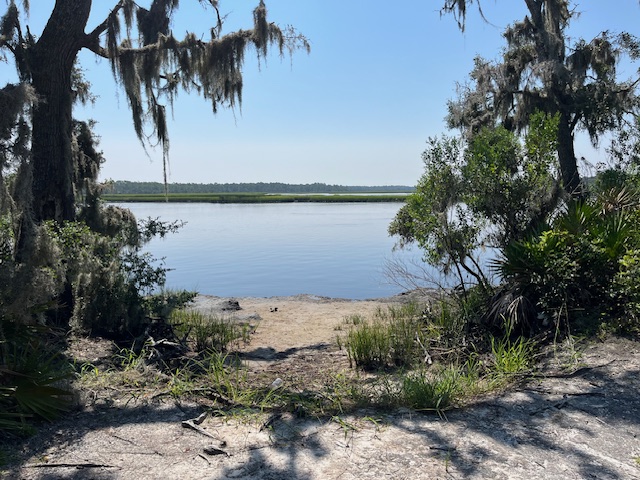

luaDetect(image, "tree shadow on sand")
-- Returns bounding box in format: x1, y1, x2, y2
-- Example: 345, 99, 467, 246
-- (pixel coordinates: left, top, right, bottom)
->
4, 338, 639, 479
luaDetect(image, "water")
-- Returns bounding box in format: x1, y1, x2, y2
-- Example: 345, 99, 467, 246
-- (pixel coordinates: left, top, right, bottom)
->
116, 202, 422, 299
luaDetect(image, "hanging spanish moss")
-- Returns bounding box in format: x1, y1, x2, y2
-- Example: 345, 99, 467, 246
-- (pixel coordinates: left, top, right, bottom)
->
0, 1, 309, 329
97, 0, 309, 192
443, 0, 640, 197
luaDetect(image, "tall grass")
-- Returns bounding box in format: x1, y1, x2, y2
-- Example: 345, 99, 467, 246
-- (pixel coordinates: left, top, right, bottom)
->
490, 336, 534, 375
170, 310, 250, 352
345, 307, 426, 370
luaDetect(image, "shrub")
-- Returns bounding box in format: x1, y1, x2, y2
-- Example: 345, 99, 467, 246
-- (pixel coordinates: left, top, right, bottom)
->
496, 192, 640, 332
611, 251, 640, 331
0, 320, 73, 436
41, 215, 187, 337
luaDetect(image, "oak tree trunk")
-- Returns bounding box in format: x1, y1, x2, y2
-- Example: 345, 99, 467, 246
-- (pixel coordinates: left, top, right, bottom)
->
557, 110, 581, 197
30, 0, 92, 223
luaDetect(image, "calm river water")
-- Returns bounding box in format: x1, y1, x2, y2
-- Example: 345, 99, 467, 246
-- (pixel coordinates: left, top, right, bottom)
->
117, 202, 422, 299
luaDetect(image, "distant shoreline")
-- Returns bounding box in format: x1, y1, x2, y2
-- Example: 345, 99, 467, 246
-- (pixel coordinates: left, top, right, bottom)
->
102, 192, 409, 203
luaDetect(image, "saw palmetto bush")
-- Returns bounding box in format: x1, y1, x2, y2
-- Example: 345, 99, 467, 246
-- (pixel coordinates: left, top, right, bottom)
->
0, 319, 73, 436
495, 183, 640, 333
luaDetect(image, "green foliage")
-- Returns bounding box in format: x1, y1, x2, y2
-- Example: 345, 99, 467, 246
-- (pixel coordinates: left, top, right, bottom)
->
389, 135, 485, 285
0, 320, 73, 436
43, 216, 183, 337
346, 321, 392, 370
390, 113, 560, 291
170, 310, 249, 353
143, 290, 197, 321
102, 193, 408, 203
496, 179, 640, 332
345, 305, 427, 370
109, 181, 414, 195
401, 364, 476, 412
0, 221, 66, 324
490, 336, 534, 375
444, 2, 640, 196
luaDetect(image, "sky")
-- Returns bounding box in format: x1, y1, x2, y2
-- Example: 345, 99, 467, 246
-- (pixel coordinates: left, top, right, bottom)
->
5, 1, 640, 186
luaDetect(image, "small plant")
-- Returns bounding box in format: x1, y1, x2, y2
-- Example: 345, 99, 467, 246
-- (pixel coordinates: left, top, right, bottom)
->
490, 336, 534, 375
400, 366, 464, 413
332, 416, 358, 441
345, 321, 391, 370
113, 345, 148, 371
383, 308, 423, 367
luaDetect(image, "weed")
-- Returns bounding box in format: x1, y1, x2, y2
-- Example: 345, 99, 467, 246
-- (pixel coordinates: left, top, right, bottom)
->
332, 416, 358, 441
114, 346, 147, 371
491, 336, 534, 375
401, 366, 465, 412
171, 310, 249, 352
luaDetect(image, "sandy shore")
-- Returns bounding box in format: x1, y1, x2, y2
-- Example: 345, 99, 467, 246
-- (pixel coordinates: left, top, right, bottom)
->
6, 293, 640, 480
189, 292, 429, 352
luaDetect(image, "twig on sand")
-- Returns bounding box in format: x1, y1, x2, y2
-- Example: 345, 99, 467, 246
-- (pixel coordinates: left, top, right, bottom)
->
181, 419, 220, 440
26, 462, 118, 469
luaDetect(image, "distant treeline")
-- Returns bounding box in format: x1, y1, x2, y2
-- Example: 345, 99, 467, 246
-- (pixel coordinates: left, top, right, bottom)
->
107, 181, 415, 195
102, 193, 409, 203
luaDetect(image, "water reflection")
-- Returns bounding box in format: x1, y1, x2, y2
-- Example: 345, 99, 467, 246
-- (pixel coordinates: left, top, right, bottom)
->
117, 202, 423, 299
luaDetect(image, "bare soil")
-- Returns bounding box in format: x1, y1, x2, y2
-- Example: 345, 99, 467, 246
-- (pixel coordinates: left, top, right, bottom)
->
3, 294, 640, 479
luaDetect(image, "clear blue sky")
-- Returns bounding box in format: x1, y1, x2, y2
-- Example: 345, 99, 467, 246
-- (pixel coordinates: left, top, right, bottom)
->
6, 1, 640, 185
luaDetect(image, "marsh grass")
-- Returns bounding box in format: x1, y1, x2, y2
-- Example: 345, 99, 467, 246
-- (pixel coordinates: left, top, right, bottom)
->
170, 310, 250, 352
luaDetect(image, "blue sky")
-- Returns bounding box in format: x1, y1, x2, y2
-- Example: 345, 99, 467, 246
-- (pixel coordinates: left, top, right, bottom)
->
6, 1, 640, 185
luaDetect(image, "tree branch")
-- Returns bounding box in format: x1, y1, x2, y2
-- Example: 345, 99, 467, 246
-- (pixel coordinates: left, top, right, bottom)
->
82, 1, 127, 58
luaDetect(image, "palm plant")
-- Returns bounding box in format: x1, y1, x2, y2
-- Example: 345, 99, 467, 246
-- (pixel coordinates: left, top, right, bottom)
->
492, 181, 640, 333
0, 320, 73, 436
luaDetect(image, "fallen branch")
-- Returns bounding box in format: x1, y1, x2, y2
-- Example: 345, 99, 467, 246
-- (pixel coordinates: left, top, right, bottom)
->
181, 419, 220, 440
27, 463, 118, 469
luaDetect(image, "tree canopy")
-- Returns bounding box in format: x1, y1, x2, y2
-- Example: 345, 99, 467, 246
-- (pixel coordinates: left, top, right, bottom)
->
0, 0, 309, 223
441, 0, 640, 197
0, 1, 308, 329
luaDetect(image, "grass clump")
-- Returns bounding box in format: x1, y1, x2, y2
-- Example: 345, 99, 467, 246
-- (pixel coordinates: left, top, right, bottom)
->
490, 336, 534, 375
401, 366, 466, 412
339, 297, 543, 412
345, 305, 425, 370
170, 310, 250, 352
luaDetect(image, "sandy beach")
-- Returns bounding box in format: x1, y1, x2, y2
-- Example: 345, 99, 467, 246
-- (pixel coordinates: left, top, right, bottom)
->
5, 293, 640, 479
